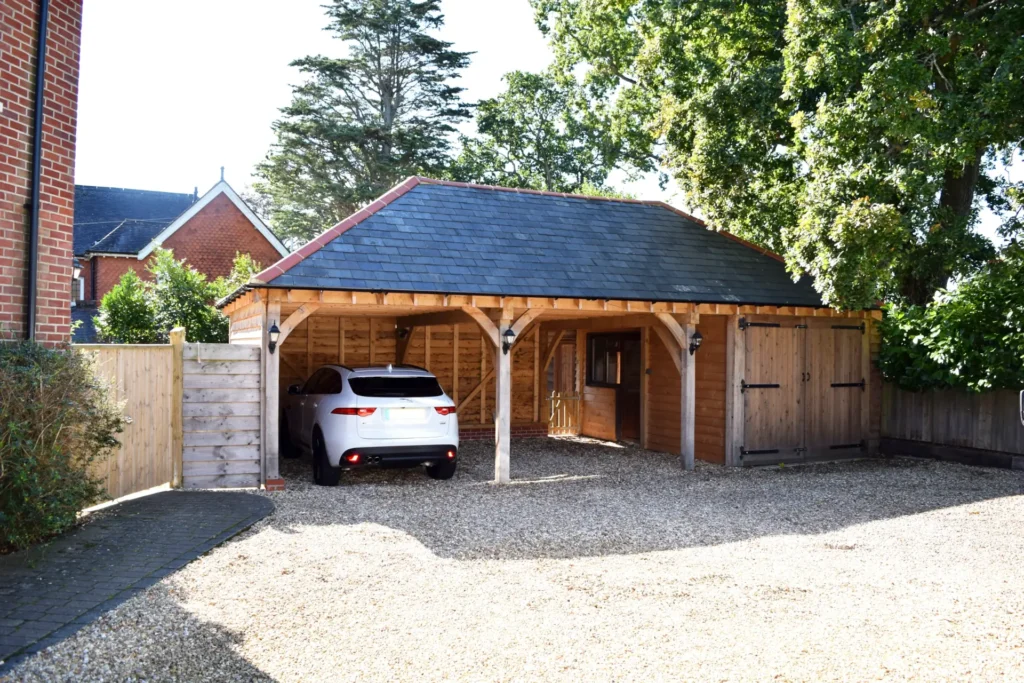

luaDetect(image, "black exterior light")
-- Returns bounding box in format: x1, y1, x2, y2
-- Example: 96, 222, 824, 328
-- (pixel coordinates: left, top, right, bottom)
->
268, 323, 281, 354
71, 259, 82, 281
689, 329, 703, 355
502, 327, 516, 355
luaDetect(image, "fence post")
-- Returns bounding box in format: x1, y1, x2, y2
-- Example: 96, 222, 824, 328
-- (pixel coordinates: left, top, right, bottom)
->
170, 327, 185, 488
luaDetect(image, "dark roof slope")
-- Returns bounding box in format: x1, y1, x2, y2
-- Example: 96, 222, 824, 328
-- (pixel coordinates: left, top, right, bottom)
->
88, 219, 172, 255
74, 185, 195, 255
71, 306, 98, 343
259, 180, 823, 307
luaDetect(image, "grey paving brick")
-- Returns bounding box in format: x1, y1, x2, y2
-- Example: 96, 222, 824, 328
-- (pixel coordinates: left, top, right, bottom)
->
0, 491, 272, 675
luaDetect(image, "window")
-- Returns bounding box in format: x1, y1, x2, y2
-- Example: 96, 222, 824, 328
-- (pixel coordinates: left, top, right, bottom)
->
587, 334, 624, 387
348, 376, 443, 398
301, 368, 342, 395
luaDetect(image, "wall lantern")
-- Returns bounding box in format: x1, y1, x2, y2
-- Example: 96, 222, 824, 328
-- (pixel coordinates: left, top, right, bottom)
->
502, 327, 516, 355
688, 330, 703, 355
71, 260, 82, 281
268, 323, 280, 354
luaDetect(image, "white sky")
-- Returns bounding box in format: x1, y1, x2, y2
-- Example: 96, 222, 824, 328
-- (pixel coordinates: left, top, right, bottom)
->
74, 0, 673, 202
76, 0, 1011, 242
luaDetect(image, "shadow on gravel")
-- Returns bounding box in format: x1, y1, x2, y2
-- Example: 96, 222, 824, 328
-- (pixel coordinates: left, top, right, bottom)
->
5, 593, 274, 682
273, 437, 1024, 561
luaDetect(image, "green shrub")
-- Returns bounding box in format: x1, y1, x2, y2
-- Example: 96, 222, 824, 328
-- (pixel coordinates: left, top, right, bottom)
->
878, 244, 1024, 392
95, 270, 159, 343
0, 342, 124, 552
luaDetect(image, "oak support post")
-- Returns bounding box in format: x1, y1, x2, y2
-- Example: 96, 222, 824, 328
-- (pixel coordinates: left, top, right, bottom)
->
452, 325, 460, 403
264, 300, 283, 489
494, 316, 513, 484
169, 327, 185, 488
680, 322, 696, 471
640, 327, 649, 450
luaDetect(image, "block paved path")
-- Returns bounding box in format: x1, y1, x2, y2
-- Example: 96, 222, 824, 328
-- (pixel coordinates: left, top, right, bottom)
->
0, 490, 273, 673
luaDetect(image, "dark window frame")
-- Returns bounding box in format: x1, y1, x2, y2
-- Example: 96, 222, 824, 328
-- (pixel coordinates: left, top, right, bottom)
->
586, 333, 631, 389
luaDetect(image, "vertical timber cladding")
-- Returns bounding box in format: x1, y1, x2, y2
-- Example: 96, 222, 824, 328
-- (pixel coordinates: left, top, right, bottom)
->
182, 343, 262, 488
738, 315, 871, 465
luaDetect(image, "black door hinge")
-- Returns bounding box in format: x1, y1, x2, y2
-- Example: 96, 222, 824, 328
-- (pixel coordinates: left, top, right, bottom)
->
830, 379, 866, 390
829, 441, 866, 451
831, 323, 865, 334
740, 447, 780, 458
741, 379, 781, 393
739, 318, 781, 330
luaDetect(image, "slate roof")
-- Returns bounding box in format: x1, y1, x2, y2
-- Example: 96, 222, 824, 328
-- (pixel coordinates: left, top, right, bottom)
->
87, 219, 175, 255
71, 306, 99, 343
252, 178, 823, 307
74, 185, 196, 255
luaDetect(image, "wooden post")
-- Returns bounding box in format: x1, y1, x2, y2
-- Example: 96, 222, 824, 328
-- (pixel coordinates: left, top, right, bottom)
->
305, 318, 313, 377
640, 327, 649, 450
861, 317, 873, 453
724, 314, 745, 467
369, 318, 376, 365
480, 336, 486, 424
424, 325, 431, 370
533, 326, 541, 422
169, 327, 185, 488
339, 317, 346, 364
452, 324, 460, 403
680, 322, 696, 471
265, 300, 282, 488
494, 316, 513, 483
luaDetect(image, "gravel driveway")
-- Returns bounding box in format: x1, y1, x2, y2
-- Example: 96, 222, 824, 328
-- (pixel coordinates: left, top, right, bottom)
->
7, 438, 1024, 682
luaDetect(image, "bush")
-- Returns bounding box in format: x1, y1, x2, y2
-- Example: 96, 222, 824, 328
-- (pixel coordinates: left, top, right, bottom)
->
95, 270, 159, 343
878, 244, 1024, 392
0, 342, 124, 552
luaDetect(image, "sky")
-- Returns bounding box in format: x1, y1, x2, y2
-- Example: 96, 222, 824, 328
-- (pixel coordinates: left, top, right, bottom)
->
75, 1, 1012, 242
74, 0, 674, 203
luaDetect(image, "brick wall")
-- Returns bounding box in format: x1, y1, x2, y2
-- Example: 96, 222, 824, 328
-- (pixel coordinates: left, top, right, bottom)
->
0, 0, 82, 343
85, 193, 284, 303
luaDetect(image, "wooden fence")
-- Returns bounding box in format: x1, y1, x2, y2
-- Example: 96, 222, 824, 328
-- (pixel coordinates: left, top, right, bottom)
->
76, 341, 177, 499
881, 384, 1024, 468
182, 343, 262, 489
75, 332, 263, 497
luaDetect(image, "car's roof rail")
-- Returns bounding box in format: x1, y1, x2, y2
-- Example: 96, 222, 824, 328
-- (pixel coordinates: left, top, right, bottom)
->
393, 364, 429, 372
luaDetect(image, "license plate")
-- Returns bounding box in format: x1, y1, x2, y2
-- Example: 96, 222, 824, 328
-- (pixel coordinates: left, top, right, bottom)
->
383, 408, 427, 424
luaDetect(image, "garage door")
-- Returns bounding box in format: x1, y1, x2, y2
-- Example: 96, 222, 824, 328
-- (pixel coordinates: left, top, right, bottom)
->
739, 317, 868, 466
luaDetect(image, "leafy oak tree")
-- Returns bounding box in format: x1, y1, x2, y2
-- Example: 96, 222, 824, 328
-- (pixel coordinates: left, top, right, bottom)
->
534, 0, 1024, 308
455, 70, 653, 192
255, 0, 472, 243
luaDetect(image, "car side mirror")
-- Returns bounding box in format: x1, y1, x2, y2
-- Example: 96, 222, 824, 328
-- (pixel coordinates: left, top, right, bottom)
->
287, 384, 300, 395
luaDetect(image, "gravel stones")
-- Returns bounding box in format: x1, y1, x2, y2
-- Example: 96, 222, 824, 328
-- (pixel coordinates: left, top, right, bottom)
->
7, 439, 1024, 682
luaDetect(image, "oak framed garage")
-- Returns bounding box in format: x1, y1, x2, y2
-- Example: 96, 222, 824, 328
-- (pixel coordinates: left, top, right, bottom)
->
219, 177, 882, 489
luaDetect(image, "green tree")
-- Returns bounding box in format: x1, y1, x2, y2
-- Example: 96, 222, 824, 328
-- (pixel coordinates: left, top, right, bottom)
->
534, 0, 1024, 308
148, 249, 228, 343
455, 70, 652, 192
878, 243, 1024, 392
255, 0, 472, 244
214, 252, 264, 298
95, 271, 158, 344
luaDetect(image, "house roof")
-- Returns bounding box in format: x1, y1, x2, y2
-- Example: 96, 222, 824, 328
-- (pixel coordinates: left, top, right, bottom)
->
88, 218, 175, 255
71, 306, 99, 343
74, 185, 196, 256
242, 177, 823, 308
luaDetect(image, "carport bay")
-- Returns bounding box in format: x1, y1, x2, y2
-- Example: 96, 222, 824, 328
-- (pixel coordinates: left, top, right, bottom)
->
218, 177, 883, 489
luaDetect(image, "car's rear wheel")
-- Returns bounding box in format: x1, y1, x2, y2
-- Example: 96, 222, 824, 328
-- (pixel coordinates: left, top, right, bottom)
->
280, 415, 298, 459
426, 459, 457, 480
312, 430, 340, 487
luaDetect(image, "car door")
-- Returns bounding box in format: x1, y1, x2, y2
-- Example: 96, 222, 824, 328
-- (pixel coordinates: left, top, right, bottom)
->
292, 369, 327, 448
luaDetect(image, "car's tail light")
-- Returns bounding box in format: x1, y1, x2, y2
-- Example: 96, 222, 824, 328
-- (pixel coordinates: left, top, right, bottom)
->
346, 453, 361, 464
446, 450, 456, 460
435, 406, 456, 416
332, 407, 376, 417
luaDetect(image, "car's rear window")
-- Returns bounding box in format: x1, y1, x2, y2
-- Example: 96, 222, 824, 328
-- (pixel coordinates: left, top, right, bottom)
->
347, 376, 443, 398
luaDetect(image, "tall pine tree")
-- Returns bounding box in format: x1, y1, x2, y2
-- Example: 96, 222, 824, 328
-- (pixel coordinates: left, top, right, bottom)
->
256, 0, 471, 244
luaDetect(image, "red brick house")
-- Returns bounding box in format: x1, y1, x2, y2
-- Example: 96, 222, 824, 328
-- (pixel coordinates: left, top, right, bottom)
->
72, 180, 290, 341
1, 0, 82, 344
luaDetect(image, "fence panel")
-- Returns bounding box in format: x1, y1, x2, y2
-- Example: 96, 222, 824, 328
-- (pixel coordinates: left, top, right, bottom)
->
882, 384, 1024, 465
547, 391, 581, 435
181, 343, 262, 488
76, 345, 175, 498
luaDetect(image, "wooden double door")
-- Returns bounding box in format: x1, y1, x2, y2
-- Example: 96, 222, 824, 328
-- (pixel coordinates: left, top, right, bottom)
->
740, 317, 869, 466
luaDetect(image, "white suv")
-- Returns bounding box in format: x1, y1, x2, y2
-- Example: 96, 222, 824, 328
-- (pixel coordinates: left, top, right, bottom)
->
282, 365, 459, 486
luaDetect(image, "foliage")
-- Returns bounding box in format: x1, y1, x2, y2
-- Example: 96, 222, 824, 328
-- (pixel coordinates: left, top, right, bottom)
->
534, 0, 1024, 308
96, 250, 250, 344
95, 270, 158, 344
878, 244, 1024, 392
0, 342, 124, 552
148, 249, 228, 343
255, 0, 471, 244
454, 70, 653, 192
213, 252, 264, 300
